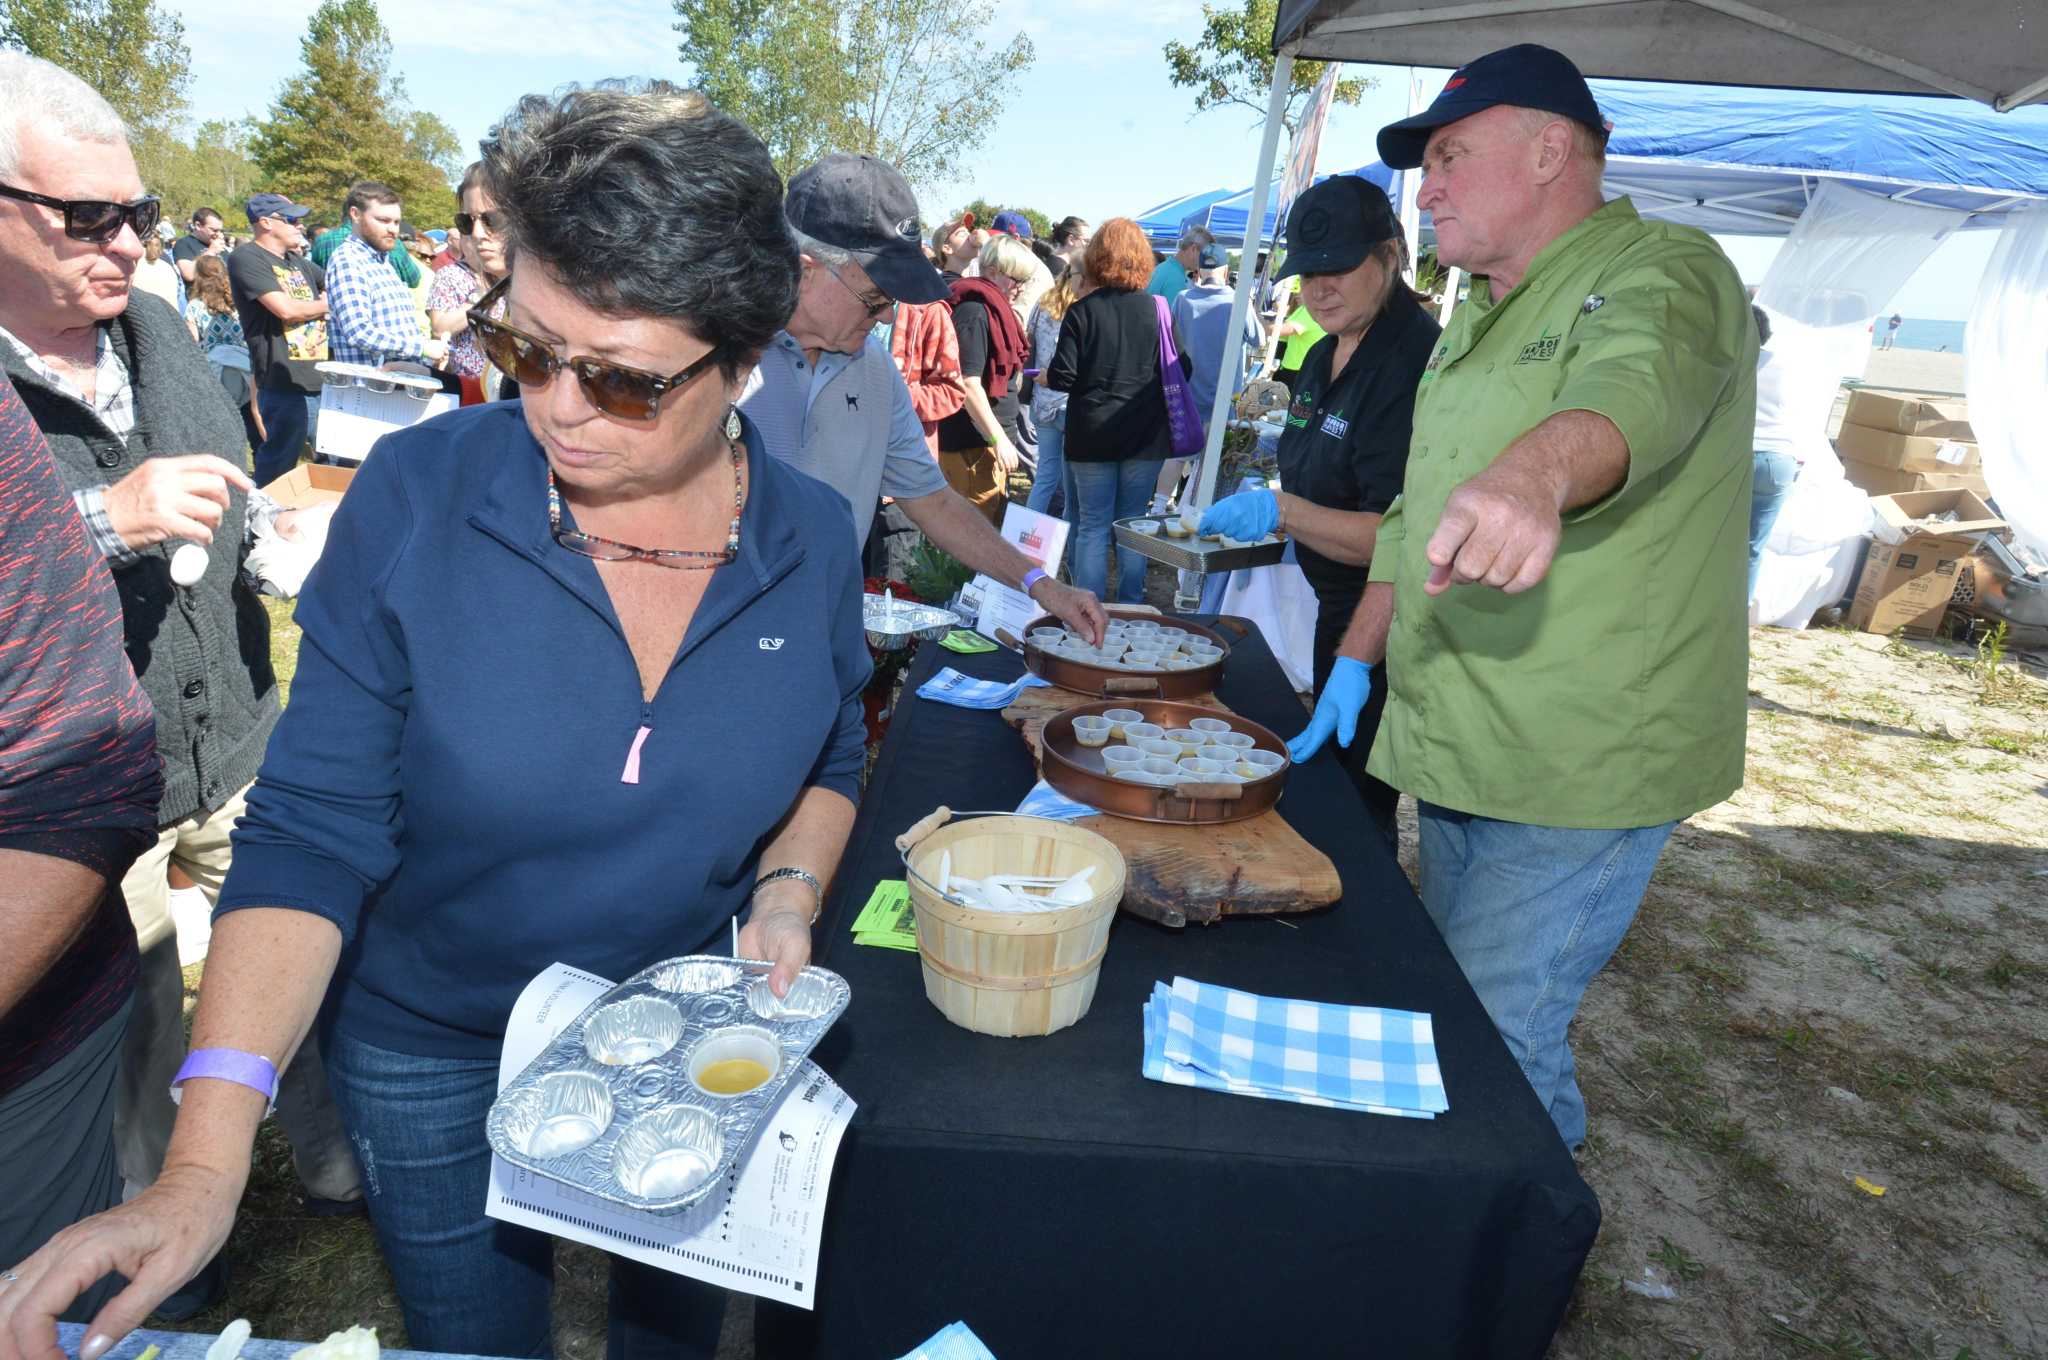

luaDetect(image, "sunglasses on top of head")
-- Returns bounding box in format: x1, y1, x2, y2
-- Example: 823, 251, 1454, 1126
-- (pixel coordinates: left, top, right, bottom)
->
0, 184, 161, 244
466, 277, 723, 422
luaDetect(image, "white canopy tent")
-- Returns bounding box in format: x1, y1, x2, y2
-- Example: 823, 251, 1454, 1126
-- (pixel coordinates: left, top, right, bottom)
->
1175, 1, 2048, 529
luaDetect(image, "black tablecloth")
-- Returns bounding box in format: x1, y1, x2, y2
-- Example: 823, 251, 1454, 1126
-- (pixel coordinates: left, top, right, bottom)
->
758, 622, 1597, 1359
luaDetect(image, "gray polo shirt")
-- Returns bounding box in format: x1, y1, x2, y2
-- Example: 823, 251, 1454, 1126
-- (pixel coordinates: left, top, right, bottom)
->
740, 331, 945, 548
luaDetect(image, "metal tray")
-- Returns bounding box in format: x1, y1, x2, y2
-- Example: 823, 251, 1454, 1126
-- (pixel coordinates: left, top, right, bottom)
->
864, 592, 958, 651
1113, 518, 1288, 574
484, 956, 850, 1213
1001, 610, 1246, 700
1039, 699, 1291, 824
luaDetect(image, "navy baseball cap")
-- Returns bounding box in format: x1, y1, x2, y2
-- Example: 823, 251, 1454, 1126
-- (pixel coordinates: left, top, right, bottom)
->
990, 210, 1034, 240
245, 192, 310, 225
1273, 176, 1401, 281
785, 153, 949, 305
1377, 44, 1605, 170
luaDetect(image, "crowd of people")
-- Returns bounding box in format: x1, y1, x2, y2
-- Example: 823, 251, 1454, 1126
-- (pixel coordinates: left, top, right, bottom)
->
2, 38, 1760, 1360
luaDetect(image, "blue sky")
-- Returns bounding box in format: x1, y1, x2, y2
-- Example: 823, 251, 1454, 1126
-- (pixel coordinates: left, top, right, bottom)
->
159, 0, 1993, 318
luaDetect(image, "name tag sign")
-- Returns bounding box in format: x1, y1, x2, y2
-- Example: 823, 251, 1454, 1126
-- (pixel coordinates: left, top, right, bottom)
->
1320, 414, 1350, 439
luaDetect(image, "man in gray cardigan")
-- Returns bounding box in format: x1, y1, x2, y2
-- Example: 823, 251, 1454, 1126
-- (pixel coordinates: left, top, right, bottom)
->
0, 53, 360, 1315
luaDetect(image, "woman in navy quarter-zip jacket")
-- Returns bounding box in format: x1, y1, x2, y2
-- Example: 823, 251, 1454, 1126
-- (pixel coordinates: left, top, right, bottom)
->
5, 84, 866, 1360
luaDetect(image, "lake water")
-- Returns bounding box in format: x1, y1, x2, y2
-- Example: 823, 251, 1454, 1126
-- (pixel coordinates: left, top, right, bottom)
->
1872, 318, 1967, 352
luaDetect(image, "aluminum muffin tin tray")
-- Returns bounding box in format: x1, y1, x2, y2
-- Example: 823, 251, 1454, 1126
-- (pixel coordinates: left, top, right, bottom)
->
485, 957, 850, 1213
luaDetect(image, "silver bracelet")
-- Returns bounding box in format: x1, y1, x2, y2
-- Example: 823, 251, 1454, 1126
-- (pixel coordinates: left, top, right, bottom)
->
752, 867, 823, 925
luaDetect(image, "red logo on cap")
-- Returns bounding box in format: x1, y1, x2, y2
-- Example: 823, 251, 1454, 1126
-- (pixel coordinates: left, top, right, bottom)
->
1444, 77, 1467, 90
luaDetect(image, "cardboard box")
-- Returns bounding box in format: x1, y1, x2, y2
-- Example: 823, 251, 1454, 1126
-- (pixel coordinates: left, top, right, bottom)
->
261, 463, 356, 508
1867, 489, 2004, 546
1848, 539, 1969, 636
1846, 489, 2008, 637
1834, 421, 1980, 474
1840, 459, 1989, 500
1843, 390, 1974, 441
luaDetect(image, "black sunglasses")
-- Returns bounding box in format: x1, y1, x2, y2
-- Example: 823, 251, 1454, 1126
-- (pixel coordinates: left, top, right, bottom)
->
0, 183, 161, 245
454, 210, 508, 237
466, 277, 722, 422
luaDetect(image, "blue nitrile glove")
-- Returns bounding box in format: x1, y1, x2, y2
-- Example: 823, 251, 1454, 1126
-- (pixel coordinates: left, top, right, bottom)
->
1288, 657, 1374, 763
1198, 488, 1280, 541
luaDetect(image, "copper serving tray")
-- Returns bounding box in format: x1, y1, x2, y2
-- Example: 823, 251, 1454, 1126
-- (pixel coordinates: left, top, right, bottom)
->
998, 610, 1248, 700
1039, 699, 1291, 825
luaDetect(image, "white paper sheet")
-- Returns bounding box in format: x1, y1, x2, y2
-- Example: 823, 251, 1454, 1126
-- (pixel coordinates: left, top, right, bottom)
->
484, 962, 855, 1308
972, 502, 1075, 649
316, 386, 458, 463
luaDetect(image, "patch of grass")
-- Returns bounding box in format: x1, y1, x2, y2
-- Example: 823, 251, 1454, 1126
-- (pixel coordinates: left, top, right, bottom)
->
263, 596, 300, 704
1650, 1237, 1705, 1282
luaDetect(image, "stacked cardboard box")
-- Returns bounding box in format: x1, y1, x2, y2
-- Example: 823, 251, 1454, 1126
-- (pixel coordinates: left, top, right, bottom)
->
1847, 489, 2007, 636
1834, 390, 1986, 497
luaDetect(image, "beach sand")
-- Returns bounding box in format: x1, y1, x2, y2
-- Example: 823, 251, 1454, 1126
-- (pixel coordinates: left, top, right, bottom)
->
1829, 347, 1968, 433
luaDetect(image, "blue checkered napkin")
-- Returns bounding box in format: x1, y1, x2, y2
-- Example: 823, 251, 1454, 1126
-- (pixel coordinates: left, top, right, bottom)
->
895, 1322, 998, 1360
915, 667, 1052, 710
1142, 978, 1448, 1118
1015, 779, 1097, 821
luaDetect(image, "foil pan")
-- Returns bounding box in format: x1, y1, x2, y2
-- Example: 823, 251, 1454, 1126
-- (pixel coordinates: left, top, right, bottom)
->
864, 592, 958, 652
485, 956, 850, 1213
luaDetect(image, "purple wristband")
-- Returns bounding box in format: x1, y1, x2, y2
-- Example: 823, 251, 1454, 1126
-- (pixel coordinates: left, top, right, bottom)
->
171, 1047, 279, 1111
1021, 567, 1048, 595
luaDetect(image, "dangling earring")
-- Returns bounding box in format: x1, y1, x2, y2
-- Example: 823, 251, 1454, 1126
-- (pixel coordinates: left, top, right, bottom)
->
724, 405, 742, 442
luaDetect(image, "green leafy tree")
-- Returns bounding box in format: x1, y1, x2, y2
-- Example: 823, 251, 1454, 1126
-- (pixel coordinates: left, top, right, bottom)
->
1, 0, 191, 139
249, 0, 457, 227
1163, 0, 1370, 136
675, 0, 852, 182
675, 0, 1033, 189
959, 198, 1050, 240
835, 0, 1032, 187
137, 118, 263, 226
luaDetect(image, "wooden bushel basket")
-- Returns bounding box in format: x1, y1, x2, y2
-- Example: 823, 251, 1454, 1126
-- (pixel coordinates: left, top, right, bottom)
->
896, 809, 1126, 1037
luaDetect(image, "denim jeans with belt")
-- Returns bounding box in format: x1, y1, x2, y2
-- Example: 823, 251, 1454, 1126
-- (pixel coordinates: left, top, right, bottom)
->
324, 1029, 727, 1360
1417, 804, 1676, 1150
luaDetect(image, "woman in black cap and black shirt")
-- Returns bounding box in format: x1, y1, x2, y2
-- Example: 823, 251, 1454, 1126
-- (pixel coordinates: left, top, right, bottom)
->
1199, 176, 1438, 846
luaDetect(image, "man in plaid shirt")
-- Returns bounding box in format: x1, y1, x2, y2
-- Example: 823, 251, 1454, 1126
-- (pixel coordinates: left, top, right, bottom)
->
324, 180, 447, 367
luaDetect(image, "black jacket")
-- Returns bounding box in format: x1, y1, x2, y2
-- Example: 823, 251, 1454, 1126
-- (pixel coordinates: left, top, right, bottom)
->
1045, 287, 1189, 463
1, 294, 279, 826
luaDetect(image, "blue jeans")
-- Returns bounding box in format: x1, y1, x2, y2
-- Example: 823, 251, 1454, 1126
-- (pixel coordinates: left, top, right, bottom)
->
324, 1029, 726, 1360
1069, 457, 1162, 603
1024, 408, 1068, 517
1747, 449, 1800, 598
1417, 804, 1676, 1150
253, 386, 308, 486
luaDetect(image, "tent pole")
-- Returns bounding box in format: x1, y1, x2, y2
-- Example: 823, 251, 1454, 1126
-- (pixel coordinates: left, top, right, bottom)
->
1183, 48, 1295, 530
1401, 68, 1426, 287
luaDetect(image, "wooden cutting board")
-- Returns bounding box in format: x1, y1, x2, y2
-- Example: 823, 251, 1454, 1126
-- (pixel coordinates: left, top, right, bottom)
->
1003, 685, 1341, 928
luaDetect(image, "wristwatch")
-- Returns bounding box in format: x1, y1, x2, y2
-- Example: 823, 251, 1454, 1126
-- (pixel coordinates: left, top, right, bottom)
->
753, 866, 824, 925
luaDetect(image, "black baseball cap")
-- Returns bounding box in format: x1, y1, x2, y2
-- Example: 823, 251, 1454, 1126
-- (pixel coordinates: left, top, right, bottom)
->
1377, 44, 1605, 170
245, 192, 310, 225
785, 154, 949, 305
1273, 176, 1401, 281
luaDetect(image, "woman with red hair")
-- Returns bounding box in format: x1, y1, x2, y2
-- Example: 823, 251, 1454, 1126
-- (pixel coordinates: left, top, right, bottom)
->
1045, 217, 1184, 602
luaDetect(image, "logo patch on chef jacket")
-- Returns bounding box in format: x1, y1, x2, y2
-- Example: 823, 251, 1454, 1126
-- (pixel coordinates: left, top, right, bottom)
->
1320, 413, 1350, 439
1516, 327, 1561, 364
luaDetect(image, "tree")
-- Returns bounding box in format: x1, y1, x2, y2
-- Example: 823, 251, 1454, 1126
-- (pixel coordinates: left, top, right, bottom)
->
835, 0, 1033, 187
674, 0, 1033, 189
249, 0, 458, 226
1163, 0, 1370, 136
1, 0, 191, 140
137, 119, 263, 227
675, 0, 851, 182
958, 199, 1050, 240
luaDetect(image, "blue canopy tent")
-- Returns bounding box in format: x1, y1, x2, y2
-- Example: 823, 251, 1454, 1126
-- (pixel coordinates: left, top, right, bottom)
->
1591, 80, 2048, 235
1134, 187, 1238, 250
1182, 162, 1401, 248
